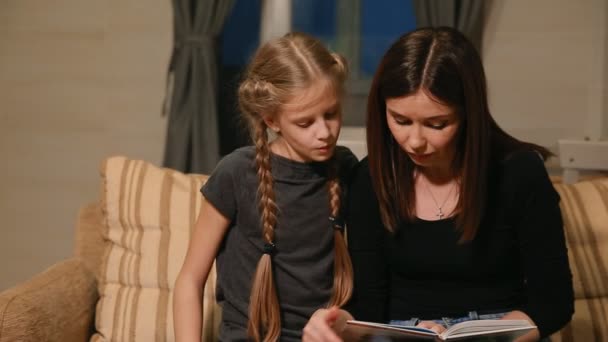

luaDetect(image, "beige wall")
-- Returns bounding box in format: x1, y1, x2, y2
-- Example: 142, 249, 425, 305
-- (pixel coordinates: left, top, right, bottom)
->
0, 0, 171, 290
483, 0, 607, 148
1, 0, 607, 291
604, 0, 608, 140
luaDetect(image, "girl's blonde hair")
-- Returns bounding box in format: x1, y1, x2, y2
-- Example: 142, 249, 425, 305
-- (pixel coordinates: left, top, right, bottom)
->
237, 32, 352, 341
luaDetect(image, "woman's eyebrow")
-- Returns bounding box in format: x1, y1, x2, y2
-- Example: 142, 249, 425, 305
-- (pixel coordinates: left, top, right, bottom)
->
387, 108, 451, 120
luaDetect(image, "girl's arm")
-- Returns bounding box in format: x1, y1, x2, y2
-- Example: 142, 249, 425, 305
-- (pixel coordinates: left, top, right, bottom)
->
303, 307, 354, 342
173, 199, 230, 342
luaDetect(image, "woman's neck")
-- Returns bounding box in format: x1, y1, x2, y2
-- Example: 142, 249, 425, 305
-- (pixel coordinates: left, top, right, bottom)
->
415, 166, 457, 186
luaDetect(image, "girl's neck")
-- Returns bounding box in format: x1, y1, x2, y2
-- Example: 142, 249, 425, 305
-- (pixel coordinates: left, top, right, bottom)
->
269, 139, 298, 162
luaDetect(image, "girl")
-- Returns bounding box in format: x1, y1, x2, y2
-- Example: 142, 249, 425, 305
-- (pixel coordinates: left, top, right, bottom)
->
303, 27, 573, 342
173, 32, 357, 342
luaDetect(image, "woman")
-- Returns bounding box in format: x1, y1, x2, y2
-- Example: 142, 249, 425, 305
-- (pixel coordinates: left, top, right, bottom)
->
303, 27, 573, 342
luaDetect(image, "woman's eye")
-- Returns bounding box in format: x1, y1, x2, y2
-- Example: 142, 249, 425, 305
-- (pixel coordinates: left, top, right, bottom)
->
393, 117, 410, 125
428, 122, 448, 130
325, 111, 338, 119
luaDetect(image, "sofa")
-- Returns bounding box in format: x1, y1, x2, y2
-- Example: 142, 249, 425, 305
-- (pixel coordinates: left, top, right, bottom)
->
0, 156, 606, 342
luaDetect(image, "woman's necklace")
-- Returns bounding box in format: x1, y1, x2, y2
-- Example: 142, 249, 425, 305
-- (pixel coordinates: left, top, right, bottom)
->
422, 179, 457, 219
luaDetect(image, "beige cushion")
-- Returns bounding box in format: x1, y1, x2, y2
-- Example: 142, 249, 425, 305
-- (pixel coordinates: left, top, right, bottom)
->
92, 156, 220, 342
551, 178, 608, 341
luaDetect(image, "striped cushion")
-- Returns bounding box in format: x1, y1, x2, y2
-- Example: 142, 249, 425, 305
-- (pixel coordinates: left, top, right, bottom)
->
92, 156, 221, 342
551, 178, 608, 341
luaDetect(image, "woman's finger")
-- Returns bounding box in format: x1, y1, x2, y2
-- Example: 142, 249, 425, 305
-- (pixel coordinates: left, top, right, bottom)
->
416, 321, 446, 334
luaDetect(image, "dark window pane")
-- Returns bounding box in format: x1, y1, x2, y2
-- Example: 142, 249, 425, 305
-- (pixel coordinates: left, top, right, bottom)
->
292, 0, 336, 43
221, 0, 261, 67
361, 0, 416, 76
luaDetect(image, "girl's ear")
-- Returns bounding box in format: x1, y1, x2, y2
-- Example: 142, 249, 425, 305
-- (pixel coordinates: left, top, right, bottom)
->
263, 115, 281, 133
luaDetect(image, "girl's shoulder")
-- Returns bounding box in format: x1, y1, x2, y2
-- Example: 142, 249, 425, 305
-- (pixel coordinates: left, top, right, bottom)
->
209, 146, 256, 177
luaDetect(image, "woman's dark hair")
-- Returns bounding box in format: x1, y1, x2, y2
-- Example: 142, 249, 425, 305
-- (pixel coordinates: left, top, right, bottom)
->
366, 26, 552, 240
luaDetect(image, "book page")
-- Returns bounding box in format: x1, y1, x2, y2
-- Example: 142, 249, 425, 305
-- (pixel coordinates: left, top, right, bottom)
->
345, 320, 437, 341
344, 319, 536, 341
441, 319, 535, 340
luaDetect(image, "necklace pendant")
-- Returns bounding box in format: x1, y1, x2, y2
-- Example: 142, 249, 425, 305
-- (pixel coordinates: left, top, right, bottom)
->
437, 208, 444, 219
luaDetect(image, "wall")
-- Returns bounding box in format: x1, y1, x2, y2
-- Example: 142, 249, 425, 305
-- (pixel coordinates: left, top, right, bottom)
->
483, 0, 607, 149
0, 0, 171, 290
604, 0, 608, 140
343, 0, 608, 146
1, 0, 606, 291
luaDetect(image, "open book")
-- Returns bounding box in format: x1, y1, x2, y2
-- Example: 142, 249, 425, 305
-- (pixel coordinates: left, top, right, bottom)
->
344, 319, 536, 341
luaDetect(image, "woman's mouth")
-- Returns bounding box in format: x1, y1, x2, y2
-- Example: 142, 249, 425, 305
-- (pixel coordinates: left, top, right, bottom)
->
408, 152, 432, 162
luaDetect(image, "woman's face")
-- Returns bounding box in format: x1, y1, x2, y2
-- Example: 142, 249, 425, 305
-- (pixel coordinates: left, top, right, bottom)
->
385, 90, 460, 174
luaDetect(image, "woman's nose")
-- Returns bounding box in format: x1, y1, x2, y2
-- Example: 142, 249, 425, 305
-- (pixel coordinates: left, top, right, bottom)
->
408, 127, 426, 151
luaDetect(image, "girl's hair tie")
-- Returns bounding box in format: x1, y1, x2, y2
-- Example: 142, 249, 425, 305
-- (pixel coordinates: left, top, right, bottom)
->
329, 216, 345, 232
263, 242, 277, 255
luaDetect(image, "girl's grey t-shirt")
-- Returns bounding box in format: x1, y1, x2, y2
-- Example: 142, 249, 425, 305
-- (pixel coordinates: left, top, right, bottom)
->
201, 146, 358, 341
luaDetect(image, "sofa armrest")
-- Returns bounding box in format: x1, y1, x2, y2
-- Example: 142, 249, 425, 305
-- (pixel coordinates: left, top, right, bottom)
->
0, 258, 98, 342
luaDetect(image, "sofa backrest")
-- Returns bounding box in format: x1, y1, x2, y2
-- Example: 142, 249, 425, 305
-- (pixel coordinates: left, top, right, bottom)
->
73, 156, 607, 341
88, 156, 219, 342
551, 178, 608, 341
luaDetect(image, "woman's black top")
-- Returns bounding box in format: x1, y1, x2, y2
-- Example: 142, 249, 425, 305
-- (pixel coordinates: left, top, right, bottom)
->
346, 151, 574, 338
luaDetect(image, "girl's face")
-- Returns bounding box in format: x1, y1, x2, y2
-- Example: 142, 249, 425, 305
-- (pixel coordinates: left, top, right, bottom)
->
385, 90, 460, 174
265, 78, 341, 163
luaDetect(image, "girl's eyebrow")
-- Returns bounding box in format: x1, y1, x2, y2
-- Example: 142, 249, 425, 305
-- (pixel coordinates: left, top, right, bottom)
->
292, 103, 339, 120
386, 108, 451, 120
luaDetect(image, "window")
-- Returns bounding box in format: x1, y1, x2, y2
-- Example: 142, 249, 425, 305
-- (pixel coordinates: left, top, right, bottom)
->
220, 0, 417, 126
292, 0, 417, 81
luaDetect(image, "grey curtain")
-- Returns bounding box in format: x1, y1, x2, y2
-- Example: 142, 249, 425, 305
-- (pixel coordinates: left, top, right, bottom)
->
413, 0, 485, 52
162, 0, 235, 174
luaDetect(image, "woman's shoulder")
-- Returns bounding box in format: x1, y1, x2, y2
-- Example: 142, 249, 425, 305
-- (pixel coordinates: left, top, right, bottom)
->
334, 145, 359, 169
347, 156, 375, 194
500, 149, 546, 171
354, 155, 370, 173
496, 149, 552, 189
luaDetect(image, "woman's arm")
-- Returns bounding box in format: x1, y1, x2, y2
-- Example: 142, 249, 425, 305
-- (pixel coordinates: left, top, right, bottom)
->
500, 310, 541, 342
507, 152, 574, 338
345, 159, 390, 322
173, 199, 230, 342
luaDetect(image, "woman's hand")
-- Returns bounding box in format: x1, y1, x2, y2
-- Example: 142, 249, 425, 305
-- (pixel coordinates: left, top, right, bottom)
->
501, 310, 541, 342
302, 307, 353, 342
416, 321, 447, 334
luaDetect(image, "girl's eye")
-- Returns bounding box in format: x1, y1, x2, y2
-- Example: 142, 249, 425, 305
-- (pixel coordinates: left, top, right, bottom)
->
296, 121, 312, 128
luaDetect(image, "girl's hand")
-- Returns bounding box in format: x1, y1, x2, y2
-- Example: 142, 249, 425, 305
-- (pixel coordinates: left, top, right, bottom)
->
302, 307, 352, 342
416, 321, 447, 334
